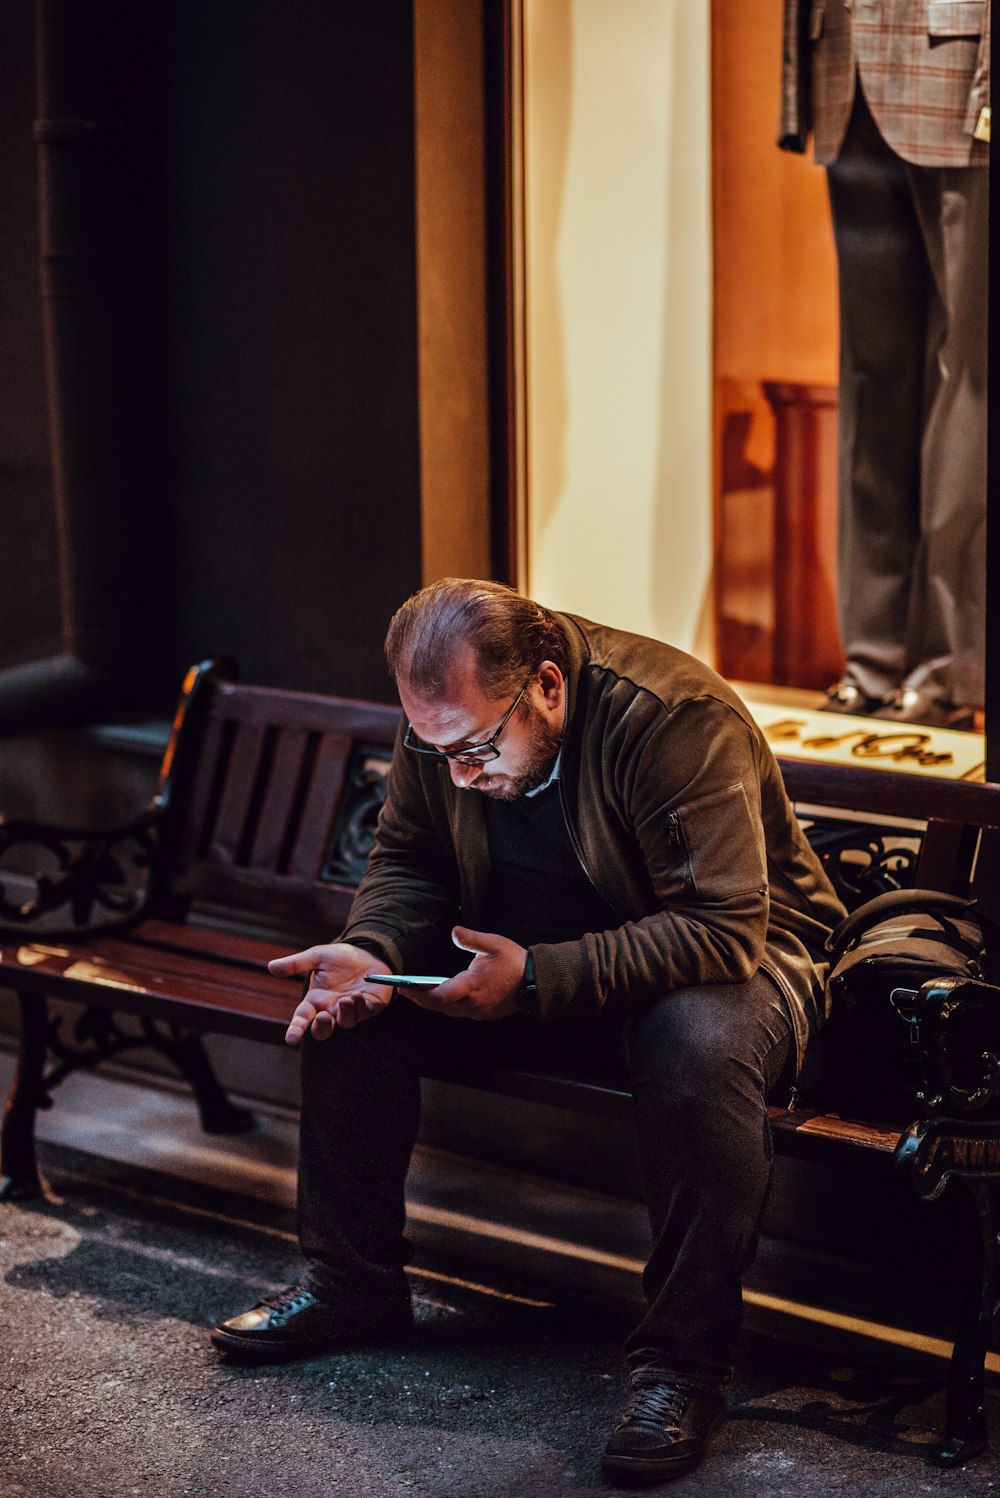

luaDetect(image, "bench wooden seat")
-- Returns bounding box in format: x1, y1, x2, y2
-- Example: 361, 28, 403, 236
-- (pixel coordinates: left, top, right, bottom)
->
1, 659, 998, 1468
2, 921, 298, 1041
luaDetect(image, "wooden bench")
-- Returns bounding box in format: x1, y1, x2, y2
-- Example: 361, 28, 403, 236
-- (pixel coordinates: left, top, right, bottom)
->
1, 659, 999, 1468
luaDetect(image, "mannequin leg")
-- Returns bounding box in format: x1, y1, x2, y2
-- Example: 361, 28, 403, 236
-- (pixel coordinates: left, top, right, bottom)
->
826, 89, 929, 702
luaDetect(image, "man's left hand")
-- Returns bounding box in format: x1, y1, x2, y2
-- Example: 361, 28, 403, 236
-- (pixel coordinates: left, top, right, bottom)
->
401, 926, 527, 1021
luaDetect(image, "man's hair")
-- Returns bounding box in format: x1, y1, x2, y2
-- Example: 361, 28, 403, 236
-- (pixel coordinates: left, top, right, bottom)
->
385, 578, 568, 700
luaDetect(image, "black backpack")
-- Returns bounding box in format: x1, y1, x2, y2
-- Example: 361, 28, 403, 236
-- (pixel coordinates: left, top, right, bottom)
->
821, 889, 1000, 1123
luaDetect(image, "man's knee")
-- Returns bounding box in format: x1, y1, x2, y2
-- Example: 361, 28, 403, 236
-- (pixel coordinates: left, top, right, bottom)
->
626, 989, 736, 1108
625, 976, 789, 1104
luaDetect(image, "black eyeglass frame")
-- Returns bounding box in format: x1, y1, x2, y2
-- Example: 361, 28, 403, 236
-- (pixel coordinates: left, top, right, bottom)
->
402, 677, 533, 765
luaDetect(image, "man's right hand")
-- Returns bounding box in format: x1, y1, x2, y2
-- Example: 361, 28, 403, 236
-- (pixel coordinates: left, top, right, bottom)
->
269, 944, 394, 1046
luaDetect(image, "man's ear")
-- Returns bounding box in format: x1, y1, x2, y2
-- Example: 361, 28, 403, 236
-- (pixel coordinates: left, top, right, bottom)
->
536, 660, 565, 708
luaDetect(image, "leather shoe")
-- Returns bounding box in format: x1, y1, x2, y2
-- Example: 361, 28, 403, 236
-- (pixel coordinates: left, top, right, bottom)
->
210, 1283, 414, 1364
601, 1377, 725, 1485
818, 680, 881, 716
870, 687, 975, 731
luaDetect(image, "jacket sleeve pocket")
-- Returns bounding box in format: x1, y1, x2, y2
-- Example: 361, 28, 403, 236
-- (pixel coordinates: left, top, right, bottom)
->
928, 0, 984, 37
673, 783, 767, 903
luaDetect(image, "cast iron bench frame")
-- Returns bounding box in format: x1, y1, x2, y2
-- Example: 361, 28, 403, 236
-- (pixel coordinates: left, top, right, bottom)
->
1, 659, 998, 1467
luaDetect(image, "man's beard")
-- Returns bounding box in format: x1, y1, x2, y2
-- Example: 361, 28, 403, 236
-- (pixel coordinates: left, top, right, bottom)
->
471, 705, 563, 801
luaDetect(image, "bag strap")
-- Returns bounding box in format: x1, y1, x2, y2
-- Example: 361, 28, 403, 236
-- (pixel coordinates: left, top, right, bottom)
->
825, 888, 977, 956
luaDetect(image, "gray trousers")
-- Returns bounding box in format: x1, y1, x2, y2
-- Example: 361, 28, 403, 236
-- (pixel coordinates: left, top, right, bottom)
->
827, 87, 987, 708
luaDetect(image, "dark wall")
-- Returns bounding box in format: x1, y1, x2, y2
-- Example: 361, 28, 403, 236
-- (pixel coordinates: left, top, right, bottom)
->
139, 0, 423, 705
0, 0, 424, 714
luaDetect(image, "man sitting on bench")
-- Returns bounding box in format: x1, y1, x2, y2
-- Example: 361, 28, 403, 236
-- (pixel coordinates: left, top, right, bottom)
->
212, 578, 844, 1486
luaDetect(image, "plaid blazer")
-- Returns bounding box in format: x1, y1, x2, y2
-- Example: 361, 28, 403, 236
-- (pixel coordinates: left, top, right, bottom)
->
779, 0, 991, 166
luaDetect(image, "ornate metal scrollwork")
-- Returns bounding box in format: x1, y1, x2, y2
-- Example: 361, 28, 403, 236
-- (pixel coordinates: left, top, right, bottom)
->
39, 1004, 162, 1100
800, 814, 919, 909
896, 1114, 1000, 1201
28, 1001, 251, 1134
321, 743, 393, 885
0, 812, 161, 935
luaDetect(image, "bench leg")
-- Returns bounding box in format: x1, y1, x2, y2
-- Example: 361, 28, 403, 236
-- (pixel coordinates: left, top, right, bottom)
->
166, 1032, 254, 1135
1, 993, 48, 1201
933, 1177, 998, 1468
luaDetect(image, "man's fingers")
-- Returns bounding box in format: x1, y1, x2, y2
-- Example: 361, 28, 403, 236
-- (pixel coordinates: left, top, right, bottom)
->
403, 983, 477, 1021
401, 982, 444, 1009
285, 1001, 345, 1045
403, 976, 471, 1013
452, 924, 502, 955
285, 996, 339, 1044
269, 947, 329, 977
310, 1010, 335, 1040
284, 985, 391, 1042
284, 1003, 316, 1046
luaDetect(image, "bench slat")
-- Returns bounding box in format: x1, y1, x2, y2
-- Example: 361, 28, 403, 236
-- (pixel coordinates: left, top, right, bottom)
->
127, 918, 296, 967
209, 719, 268, 869
778, 758, 1000, 827
0, 936, 297, 1041
289, 730, 354, 880
768, 1108, 902, 1158
251, 726, 316, 872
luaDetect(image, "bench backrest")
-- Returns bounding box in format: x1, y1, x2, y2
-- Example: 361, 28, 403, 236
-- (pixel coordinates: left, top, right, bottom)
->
152, 662, 1000, 941
154, 663, 401, 936
778, 759, 1000, 930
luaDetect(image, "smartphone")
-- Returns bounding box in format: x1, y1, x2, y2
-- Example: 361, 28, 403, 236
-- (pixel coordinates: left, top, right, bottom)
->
364, 973, 447, 988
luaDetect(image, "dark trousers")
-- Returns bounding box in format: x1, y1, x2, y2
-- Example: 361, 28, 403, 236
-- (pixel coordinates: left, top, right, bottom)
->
827, 87, 987, 708
297, 969, 796, 1394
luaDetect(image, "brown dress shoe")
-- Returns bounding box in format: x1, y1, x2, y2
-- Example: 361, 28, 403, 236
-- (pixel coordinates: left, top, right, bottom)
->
602, 1377, 726, 1485
870, 687, 975, 731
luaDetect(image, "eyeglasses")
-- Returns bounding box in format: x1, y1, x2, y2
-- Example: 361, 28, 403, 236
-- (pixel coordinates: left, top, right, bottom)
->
402, 679, 532, 766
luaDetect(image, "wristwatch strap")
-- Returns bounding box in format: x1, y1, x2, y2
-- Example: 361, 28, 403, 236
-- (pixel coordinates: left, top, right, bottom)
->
518, 950, 540, 1017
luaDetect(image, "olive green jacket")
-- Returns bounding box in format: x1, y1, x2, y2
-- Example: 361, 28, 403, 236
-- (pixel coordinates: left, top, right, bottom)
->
341, 613, 846, 1071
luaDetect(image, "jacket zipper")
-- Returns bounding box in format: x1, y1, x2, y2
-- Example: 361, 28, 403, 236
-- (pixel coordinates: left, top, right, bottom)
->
666, 810, 694, 891
557, 779, 630, 922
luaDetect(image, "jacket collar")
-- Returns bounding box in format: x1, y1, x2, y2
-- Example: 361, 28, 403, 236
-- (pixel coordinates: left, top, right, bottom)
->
552, 611, 589, 723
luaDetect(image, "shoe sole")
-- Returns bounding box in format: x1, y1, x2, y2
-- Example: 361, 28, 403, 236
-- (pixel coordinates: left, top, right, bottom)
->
600, 1449, 705, 1485
210, 1328, 339, 1363
210, 1321, 415, 1365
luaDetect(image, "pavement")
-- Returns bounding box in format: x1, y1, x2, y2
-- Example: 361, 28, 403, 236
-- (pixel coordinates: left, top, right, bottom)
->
2, 1133, 998, 1498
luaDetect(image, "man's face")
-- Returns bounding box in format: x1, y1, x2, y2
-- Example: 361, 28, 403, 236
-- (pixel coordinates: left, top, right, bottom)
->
398, 647, 565, 801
